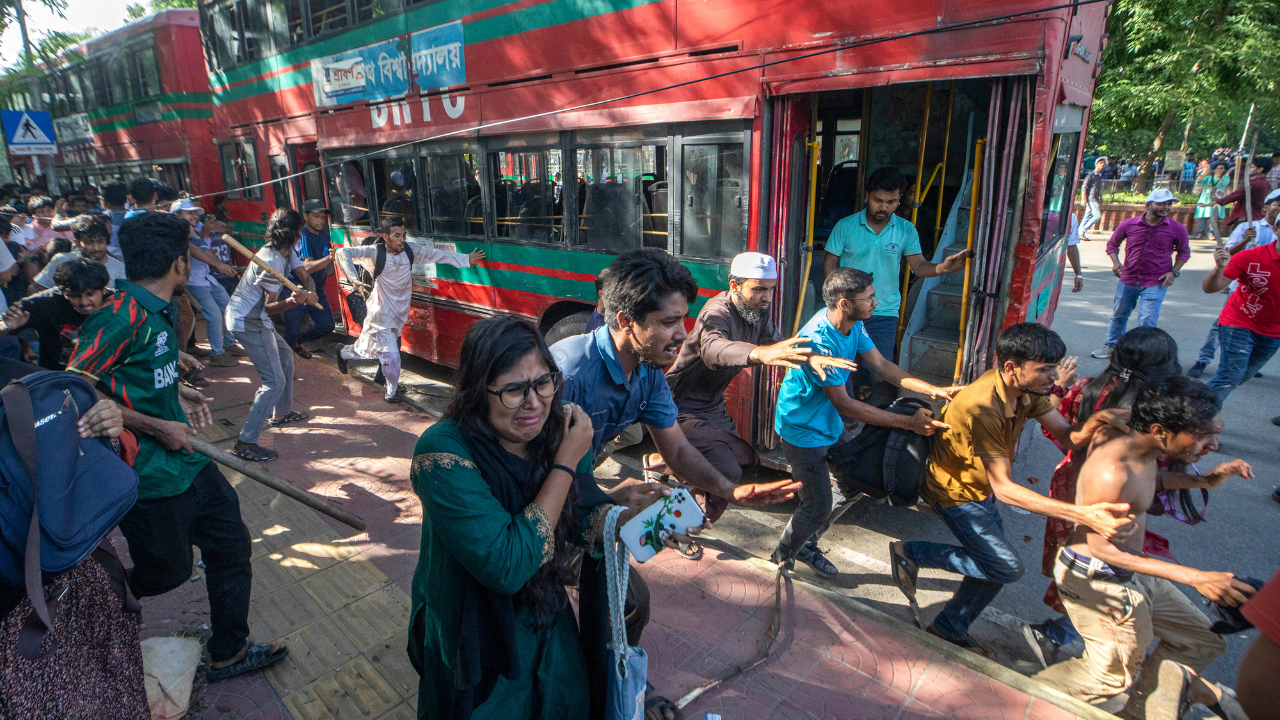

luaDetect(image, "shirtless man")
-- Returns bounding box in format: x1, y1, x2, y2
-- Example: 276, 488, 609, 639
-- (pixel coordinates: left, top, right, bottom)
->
1036, 376, 1255, 720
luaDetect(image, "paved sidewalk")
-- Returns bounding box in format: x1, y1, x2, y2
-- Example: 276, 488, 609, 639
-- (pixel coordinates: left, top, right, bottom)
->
132, 347, 1099, 720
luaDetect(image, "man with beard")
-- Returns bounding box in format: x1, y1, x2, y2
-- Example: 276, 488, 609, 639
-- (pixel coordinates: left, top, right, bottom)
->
656, 252, 855, 523
67, 211, 287, 683
0, 259, 110, 370
550, 247, 800, 720
890, 323, 1138, 658
32, 214, 125, 291
771, 268, 957, 578
1036, 377, 1254, 720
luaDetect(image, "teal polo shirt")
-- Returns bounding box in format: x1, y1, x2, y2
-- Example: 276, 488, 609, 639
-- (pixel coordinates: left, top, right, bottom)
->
824, 210, 923, 318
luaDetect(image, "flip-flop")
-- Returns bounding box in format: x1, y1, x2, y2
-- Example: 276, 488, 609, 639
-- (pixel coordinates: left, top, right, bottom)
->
642, 453, 670, 483
268, 411, 309, 428
643, 693, 684, 720
889, 541, 923, 628
206, 641, 289, 683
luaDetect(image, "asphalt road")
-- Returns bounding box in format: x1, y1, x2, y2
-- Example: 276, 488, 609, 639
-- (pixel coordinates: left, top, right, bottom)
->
345, 231, 1278, 691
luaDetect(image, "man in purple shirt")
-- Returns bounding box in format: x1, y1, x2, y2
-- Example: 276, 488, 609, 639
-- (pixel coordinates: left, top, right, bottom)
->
1091, 188, 1191, 359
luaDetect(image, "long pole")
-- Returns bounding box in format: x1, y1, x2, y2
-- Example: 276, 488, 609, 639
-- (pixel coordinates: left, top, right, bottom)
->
14, 0, 59, 195
791, 96, 820, 336
954, 138, 984, 385
1245, 131, 1258, 228
189, 438, 367, 532
221, 234, 323, 308
1233, 104, 1254, 193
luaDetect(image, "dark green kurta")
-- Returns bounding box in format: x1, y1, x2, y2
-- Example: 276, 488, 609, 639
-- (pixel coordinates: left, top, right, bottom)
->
408, 419, 608, 719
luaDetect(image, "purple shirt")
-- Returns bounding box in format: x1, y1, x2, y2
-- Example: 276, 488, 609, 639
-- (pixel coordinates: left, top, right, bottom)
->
1106, 215, 1191, 288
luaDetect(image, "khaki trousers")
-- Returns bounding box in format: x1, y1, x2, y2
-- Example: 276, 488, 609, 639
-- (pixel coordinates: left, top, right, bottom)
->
1034, 552, 1226, 718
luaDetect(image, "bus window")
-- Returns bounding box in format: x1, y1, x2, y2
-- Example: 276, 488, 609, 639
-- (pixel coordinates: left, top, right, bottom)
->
423, 152, 483, 237
681, 143, 745, 260
326, 160, 370, 227
491, 149, 562, 244
355, 0, 398, 24
574, 145, 666, 253
219, 140, 263, 200
269, 155, 291, 209
301, 162, 324, 201
309, 0, 349, 37
1040, 132, 1080, 250
129, 46, 161, 99
370, 158, 419, 232
284, 0, 306, 44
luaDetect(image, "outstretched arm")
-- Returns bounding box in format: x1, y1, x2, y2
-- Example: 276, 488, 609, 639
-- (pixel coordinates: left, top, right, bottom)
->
857, 346, 961, 400
984, 455, 1136, 542
648, 423, 800, 507
906, 249, 969, 278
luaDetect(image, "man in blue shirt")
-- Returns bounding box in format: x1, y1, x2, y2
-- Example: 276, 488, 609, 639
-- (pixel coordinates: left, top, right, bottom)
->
823, 167, 967, 398
772, 267, 956, 578
282, 199, 336, 358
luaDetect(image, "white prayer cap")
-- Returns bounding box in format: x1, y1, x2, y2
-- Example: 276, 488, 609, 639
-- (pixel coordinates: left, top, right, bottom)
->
1266, 188, 1280, 203
1143, 188, 1178, 204
729, 252, 778, 280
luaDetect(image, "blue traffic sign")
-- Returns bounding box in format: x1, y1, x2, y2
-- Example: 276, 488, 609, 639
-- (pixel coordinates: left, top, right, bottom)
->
1, 110, 57, 156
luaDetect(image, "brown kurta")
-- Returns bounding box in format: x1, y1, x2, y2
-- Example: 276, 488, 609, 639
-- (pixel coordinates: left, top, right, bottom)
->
666, 291, 781, 433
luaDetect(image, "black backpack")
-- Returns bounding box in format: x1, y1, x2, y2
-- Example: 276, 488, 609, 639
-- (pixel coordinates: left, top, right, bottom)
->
825, 397, 933, 507
348, 236, 415, 326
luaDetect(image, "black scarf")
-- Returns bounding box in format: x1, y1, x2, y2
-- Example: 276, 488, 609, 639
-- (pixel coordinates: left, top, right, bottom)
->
448, 422, 611, 719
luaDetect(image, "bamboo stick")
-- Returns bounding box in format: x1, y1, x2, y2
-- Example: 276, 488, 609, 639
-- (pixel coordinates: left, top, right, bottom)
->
220, 234, 323, 309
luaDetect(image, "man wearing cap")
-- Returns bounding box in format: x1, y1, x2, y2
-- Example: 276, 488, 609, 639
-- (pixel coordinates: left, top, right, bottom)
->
282, 199, 336, 359
1090, 188, 1191, 360
172, 198, 242, 367
655, 252, 857, 522
1189, 188, 1280, 378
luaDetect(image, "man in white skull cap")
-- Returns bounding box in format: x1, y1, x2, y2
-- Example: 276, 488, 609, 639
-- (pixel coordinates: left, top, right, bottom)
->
653, 251, 857, 523
335, 215, 484, 402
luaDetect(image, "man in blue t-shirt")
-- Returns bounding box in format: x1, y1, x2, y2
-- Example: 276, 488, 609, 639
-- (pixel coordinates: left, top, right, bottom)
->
282, 199, 336, 358
771, 267, 958, 578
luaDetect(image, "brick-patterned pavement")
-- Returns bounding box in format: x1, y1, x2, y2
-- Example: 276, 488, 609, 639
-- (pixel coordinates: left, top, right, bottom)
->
128, 351, 1097, 720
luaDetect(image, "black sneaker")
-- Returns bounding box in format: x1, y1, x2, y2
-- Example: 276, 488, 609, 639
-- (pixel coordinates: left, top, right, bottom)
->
1272, 488, 1280, 504
1187, 362, 1207, 378
796, 543, 838, 578
1272, 416, 1280, 427
336, 353, 348, 374
1019, 621, 1060, 670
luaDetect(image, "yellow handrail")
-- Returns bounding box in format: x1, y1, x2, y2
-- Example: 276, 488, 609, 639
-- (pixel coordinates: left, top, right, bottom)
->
934, 82, 956, 246
953, 137, 985, 385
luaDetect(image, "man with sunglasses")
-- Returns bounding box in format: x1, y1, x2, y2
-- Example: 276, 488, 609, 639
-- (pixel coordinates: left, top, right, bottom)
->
335, 216, 483, 402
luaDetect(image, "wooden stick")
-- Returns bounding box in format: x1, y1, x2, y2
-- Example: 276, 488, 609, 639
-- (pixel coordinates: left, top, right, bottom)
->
220, 234, 323, 309
1245, 132, 1259, 229
190, 437, 368, 532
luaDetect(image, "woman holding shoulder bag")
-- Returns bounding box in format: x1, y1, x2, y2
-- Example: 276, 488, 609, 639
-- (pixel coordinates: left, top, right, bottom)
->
407, 316, 705, 720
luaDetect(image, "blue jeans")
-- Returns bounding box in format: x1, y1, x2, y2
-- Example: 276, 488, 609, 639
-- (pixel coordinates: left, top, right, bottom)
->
1105, 281, 1167, 347
1195, 321, 1220, 366
772, 440, 859, 563
187, 282, 234, 356
904, 496, 1024, 640
1207, 324, 1280, 405
1079, 200, 1102, 234
281, 287, 335, 348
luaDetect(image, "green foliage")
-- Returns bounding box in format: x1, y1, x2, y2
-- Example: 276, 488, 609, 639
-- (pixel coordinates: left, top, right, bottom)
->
1087, 0, 1280, 159
0, 27, 93, 109
124, 0, 196, 23
0, 0, 70, 38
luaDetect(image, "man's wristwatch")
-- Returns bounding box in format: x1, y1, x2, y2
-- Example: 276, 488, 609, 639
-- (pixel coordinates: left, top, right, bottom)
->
1171, 271, 1181, 278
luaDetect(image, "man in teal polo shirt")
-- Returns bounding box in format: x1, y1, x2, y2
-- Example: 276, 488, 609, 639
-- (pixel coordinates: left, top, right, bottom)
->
823, 167, 968, 395
68, 212, 287, 683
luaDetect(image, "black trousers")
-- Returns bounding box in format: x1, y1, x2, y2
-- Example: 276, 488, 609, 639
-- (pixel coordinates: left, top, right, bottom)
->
119, 462, 253, 663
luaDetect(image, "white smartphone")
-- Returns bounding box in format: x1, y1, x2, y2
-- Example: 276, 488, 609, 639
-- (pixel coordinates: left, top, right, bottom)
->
618, 487, 706, 563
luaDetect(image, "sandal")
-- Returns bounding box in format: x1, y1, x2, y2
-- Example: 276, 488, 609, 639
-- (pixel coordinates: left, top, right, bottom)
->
206, 641, 289, 683
890, 541, 923, 628
642, 453, 670, 483
232, 442, 278, 462
925, 623, 995, 660
643, 688, 683, 720
673, 540, 703, 561
292, 344, 313, 359
268, 411, 309, 428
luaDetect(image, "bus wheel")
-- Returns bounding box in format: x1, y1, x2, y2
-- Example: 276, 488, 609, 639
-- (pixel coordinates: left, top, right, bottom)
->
543, 310, 593, 346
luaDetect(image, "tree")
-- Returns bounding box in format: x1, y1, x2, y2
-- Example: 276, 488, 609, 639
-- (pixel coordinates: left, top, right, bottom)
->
124, 0, 196, 23
0, 28, 92, 110
1088, 0, 1280, 177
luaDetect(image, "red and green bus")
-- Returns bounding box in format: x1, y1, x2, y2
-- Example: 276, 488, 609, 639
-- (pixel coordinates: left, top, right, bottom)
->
199, 0, 1108, 449
12, 10, 219, 199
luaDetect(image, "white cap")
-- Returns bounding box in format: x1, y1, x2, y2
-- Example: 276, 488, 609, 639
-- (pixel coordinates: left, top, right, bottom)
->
1143, 188, 1179, 204
1266, 188, 1280, 203
729, 252, 777, 280
169, 198, 204, 214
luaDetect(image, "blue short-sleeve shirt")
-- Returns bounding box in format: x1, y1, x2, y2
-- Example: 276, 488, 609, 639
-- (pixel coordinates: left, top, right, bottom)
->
774, 310, 877, 448
552, 325, 678, 460
824, 210, 922, 319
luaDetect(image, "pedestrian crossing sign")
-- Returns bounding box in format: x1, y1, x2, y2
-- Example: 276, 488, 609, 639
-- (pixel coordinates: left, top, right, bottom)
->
1, 110, 57, 156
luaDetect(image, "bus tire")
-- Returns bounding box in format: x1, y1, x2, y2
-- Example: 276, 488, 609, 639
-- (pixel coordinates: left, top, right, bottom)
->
543, 310, 593, 346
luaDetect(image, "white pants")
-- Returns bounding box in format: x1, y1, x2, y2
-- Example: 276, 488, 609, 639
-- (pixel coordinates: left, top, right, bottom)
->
341, 343, 401, 399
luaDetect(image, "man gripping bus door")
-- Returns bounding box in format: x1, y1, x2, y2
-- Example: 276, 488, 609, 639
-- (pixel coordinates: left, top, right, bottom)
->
335, 216, 484, 402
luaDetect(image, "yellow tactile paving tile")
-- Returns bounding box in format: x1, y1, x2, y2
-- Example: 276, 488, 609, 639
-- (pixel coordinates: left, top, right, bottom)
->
329, 586, 412, 649
265, 615, 362, 689
299, 558, 394, 615
248, 582, 328, 640
282, 657, 403, 720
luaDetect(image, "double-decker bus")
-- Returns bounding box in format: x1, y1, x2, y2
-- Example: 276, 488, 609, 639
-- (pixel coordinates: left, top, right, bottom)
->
10, 9, 220, 199
199, 0, 1107, 450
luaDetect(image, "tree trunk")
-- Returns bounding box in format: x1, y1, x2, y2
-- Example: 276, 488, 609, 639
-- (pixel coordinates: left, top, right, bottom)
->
1138, 107, 1178, 186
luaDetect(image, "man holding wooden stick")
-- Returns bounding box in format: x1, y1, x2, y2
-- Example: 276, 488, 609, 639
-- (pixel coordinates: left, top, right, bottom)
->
224, 209, 318, 462
68, 211, 289, 683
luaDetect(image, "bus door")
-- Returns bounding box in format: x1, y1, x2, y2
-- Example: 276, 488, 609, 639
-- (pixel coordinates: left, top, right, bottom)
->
291, 142, 324, 205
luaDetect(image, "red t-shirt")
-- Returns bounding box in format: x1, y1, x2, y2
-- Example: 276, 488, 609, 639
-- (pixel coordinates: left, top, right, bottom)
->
1219, 242, 1280, 337
1242, 570, 1280, 644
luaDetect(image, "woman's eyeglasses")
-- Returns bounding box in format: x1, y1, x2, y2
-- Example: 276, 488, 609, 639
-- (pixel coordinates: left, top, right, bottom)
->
488, 372, 563, 409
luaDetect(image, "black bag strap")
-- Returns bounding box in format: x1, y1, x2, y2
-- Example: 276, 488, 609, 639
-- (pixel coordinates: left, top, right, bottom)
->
2, 381, 57, 660
374, 243, 386, 280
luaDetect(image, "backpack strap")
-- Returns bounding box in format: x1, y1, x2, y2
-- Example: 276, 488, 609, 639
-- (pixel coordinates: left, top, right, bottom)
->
373, 243, 387, 280
2, 381, 57, 660
403, 242, 414, 266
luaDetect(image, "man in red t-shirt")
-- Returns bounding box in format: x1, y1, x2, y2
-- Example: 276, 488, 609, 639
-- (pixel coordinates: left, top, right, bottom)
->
1202, 241, 1280, 405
